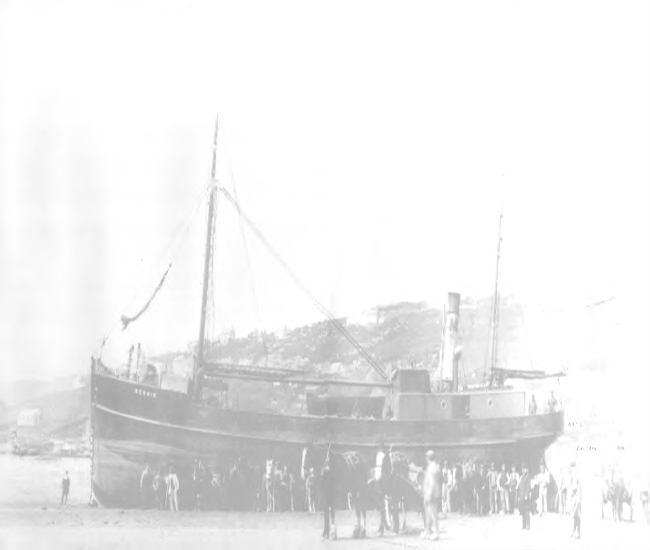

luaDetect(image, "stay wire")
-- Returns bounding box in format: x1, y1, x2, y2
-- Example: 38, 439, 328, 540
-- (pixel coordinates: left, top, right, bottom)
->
217, 185, 387, 381
227, 155, 269, 366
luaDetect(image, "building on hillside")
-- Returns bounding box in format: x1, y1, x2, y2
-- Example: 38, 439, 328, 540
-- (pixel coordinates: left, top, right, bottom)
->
17, 408, 42, 427
214, 328, 236, 344
347, 309, 376, 327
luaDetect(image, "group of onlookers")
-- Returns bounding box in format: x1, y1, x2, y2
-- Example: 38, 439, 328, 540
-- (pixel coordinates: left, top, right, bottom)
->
432, 457, 580, 537
132, 450, 582, 541
140, 464, 180, 511
439, 460, 540, 517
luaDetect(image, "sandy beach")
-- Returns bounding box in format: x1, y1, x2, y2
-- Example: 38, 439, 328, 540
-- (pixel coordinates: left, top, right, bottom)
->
1, 456, 648, 549
1, 504, 648, 550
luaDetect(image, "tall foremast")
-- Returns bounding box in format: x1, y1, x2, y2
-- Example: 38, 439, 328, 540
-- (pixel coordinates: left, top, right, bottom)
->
195, 118, 220, 384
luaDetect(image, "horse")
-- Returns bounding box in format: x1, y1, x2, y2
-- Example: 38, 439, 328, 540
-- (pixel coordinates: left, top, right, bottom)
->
602, 476, 634, 522
211, 472, 227, 510
639, 489, 649, 525
224, 457, 253, 511
191, 459, 213, 510
301, 445, 368, 539
616, 482, 635, 522
554, 470, 568, 515
370, 449, 425, 534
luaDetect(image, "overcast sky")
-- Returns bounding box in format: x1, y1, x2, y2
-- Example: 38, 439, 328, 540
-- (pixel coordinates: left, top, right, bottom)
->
0, 0, 648, 381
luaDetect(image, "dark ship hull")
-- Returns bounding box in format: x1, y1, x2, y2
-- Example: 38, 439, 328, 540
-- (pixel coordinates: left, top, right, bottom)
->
91, 370, 563, 508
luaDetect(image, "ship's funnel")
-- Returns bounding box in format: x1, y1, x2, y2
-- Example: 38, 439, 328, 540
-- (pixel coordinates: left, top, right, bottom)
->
440, 292, 461, 391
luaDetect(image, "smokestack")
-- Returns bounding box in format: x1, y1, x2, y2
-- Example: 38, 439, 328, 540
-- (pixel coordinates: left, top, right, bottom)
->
440, 292, 461, 392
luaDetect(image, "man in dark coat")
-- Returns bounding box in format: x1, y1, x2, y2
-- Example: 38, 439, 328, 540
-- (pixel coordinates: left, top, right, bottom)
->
61, 471, 70, 505
479, 464, 490, 515
321, 453, 337, 539
517, 463, 532, 529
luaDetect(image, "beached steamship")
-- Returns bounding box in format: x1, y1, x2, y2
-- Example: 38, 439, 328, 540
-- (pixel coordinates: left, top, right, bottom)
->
90, 122, 564, 507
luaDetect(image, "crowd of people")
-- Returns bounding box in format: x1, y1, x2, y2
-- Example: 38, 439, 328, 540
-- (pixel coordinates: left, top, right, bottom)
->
137, 457, 312, 514
423, 453, 582, 539
50, 443, 595, 544
438, 460, 554, 518
132, 450, 583, 541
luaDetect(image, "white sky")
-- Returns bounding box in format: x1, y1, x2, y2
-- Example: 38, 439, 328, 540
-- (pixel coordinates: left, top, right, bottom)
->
0, 0, 648, 381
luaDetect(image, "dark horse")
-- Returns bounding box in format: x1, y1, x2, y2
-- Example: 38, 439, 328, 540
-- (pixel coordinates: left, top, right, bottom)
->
301, 445, 368, 539
602, 476, 635, 522
640, 489, 649, 525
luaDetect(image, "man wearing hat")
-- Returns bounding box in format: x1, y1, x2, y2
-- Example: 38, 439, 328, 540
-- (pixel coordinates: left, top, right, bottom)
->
517, 463, 532, 529
569, 461, 581, 539
422, 450, 442, 540
488, 463, 499, 514
321, 450, 337, 539
376, 443, 396, 534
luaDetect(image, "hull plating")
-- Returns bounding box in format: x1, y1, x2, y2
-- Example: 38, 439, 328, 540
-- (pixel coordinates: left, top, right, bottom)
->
91, 373, 563, 508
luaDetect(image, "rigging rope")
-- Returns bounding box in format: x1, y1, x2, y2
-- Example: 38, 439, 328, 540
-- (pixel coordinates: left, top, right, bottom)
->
217, 185, 388, 381
120, 263, 172, 330
519, 295, 617, 314
93, 184, 211, 355
228, 157, 269, 366
122, 184, 212, 316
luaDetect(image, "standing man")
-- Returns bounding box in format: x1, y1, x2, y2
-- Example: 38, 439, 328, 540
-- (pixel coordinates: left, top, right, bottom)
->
376, 444, 396, 534
61, 471, 70, 505
517, 463, 532, 530
321, 451, 337, 540
498, 464, 509, 514
507, 465, 519, 515
168, 465, 180, 512
452, 462, 463, 513
153, 468, 167, 510
306, 467, 316, 513
488, 463, 499, 514
569, 461, 582, 539
537, 464, 550, 516
442, 461, 452, 514
476, 464, 487, 515
140, 464, 154, 509
528, 395, 538, 415
421, 450, 441, 541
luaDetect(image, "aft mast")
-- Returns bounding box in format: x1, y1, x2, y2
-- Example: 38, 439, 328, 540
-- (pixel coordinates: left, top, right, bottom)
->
194, 118, 220, 398
487, 206, 503, 387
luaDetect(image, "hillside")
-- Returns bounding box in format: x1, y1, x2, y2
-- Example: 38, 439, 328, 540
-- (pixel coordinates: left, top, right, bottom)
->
0, 377, 91, 447
195, 296, 542, 413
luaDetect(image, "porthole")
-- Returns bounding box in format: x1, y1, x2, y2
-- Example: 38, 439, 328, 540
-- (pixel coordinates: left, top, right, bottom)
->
487, 398, 494, 408
440, 400, 447, 410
